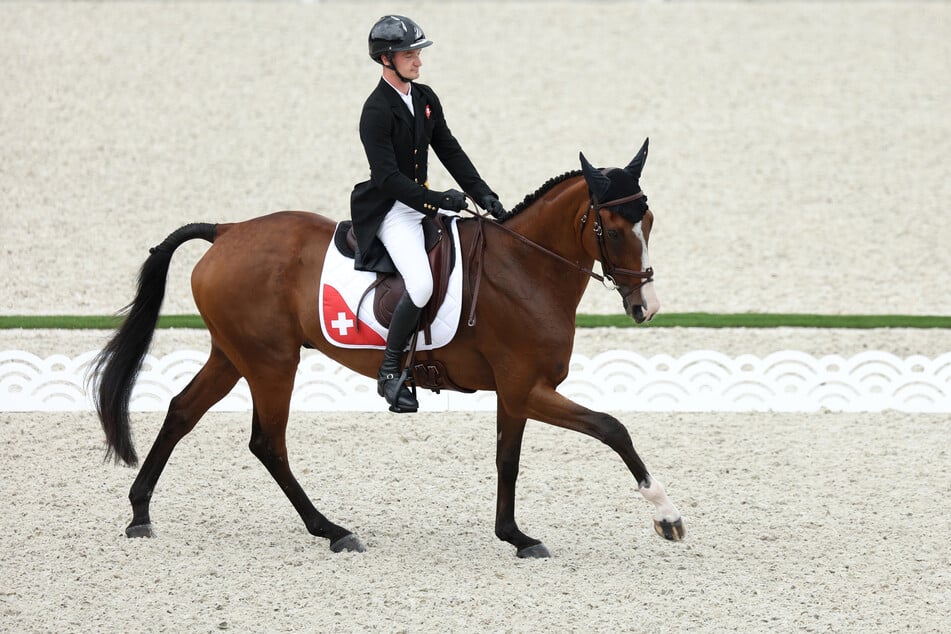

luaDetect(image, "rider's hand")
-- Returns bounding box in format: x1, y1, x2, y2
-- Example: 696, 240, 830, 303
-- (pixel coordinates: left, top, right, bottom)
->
479, 195, 506, 219
437, 189, 468, 212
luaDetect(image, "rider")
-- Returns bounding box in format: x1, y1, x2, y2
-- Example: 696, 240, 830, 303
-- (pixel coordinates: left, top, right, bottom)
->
350, 15, 505, 413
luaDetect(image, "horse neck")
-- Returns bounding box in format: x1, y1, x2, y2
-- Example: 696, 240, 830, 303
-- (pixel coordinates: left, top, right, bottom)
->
506, 177, 591, 264
497, 177, 594, 303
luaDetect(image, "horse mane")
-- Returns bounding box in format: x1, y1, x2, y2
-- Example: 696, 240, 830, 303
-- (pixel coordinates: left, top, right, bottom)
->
502, 169, 582, 220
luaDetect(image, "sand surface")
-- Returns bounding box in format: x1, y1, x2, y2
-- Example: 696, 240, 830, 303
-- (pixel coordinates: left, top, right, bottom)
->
2, 1, 950, 317
2, 2, 950, 633
3, 409, 949, 633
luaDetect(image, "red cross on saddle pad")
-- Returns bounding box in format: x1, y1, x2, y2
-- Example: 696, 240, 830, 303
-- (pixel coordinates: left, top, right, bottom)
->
320, 284, 386, 347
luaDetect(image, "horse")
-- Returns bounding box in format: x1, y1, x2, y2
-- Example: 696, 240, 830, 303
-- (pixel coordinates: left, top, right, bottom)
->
92, 138, 685, 558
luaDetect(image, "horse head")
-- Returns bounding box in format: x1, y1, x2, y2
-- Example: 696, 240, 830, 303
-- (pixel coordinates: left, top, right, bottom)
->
579, 138, 659, 323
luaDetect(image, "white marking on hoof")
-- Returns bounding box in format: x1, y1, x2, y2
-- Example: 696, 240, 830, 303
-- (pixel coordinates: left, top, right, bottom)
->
639, 476, 681, 524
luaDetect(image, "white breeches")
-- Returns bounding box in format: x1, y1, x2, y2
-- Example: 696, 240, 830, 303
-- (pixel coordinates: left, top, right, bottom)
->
376, 201, 435, 308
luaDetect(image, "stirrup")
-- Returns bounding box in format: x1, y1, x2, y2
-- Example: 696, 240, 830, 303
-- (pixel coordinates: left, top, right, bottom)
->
377, 368, 418, 413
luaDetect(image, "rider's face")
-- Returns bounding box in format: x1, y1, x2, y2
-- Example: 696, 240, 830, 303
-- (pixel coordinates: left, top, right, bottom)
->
389, 49, 422, 80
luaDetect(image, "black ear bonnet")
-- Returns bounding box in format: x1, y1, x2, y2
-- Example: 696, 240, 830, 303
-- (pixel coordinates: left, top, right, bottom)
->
579, 138, 650, 224
600, 168, 648, 224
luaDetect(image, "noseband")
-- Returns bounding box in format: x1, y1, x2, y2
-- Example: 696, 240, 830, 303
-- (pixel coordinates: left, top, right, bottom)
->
583, 191, 655, 292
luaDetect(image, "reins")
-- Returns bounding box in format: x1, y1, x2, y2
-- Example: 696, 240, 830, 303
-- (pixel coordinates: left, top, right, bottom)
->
462, 193, 654, 326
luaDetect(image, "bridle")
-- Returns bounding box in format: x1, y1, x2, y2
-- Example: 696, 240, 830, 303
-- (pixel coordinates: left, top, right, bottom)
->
464, 192, 655, 326
583, 191, 655, 292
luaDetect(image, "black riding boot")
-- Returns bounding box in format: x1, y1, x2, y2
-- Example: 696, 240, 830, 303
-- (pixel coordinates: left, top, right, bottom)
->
377, 293, 422, 413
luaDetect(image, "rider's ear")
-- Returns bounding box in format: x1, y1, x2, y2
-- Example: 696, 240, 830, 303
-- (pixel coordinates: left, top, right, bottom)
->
624, 138, 649, 180
580, 152, 611, 202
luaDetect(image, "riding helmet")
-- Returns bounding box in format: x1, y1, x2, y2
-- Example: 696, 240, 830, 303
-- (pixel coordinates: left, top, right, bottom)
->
368, 15, 433, 64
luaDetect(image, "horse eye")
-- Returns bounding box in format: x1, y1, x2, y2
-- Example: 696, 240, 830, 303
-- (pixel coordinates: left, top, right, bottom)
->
607, 229, 620, 239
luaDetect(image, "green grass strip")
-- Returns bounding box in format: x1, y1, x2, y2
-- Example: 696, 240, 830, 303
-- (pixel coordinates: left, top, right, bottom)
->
576, 313, 951, 329
0, 315, 207, 330
2, 313, 950, 330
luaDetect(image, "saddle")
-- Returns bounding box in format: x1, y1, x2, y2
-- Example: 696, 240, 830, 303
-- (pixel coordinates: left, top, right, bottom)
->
334, 215, 454, 345
332, 216, 471, 394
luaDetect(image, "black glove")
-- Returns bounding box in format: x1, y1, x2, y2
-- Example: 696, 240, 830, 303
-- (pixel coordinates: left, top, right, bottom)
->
436, 189, 468, 212
479, 195, 506, 219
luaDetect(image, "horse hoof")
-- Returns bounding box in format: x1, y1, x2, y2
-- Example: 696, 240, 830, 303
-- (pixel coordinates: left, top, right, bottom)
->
516, 543, 551, 559
654, 517, 686, 541
125, 523, 155, 538
330, 533, 366, 553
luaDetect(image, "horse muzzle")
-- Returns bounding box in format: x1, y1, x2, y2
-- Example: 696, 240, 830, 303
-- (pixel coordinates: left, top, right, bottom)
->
621, 281, 660, 324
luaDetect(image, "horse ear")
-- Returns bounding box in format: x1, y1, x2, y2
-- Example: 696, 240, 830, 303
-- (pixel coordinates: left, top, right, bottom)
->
579, 152, 612, 202
625, 138, 650, 180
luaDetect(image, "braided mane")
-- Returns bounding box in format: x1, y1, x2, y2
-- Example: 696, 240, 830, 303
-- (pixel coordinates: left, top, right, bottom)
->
502, 169, 583, 220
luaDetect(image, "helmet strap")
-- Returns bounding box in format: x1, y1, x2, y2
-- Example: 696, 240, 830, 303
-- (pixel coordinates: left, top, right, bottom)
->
382, 54, 413, 84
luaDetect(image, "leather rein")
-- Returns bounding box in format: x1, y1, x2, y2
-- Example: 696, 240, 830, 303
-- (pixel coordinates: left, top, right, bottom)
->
464, 192, 654, 326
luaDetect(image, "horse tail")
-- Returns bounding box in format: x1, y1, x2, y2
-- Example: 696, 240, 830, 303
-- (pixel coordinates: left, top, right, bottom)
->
91, 222, 217, 467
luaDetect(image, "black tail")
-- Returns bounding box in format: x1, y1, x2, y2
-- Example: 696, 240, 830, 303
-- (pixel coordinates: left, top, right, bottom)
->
90, 223, 217, 466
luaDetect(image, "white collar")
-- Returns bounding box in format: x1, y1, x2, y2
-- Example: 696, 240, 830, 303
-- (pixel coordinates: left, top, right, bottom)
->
384, 77, 414, 115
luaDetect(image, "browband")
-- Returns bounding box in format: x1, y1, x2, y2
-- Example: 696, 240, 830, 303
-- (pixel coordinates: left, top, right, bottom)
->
593, 191, 645, 209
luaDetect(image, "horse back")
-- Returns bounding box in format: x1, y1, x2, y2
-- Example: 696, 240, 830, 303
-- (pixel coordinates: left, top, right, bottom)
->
192, 211, 336, 346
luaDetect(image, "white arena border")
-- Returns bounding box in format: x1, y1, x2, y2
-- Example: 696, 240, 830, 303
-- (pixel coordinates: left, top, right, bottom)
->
2, 349, 950, 413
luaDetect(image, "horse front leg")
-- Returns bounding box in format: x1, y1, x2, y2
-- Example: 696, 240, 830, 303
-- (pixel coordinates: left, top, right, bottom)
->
518, 385, 686, 543
495, 403, 551, 558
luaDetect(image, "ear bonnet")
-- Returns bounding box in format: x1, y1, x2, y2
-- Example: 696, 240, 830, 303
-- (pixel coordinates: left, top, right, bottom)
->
579, 138, 650, 224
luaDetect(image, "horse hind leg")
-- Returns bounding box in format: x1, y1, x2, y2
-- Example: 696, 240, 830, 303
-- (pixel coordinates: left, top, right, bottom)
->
125, 346, 240, 537
244, 369, 365, 553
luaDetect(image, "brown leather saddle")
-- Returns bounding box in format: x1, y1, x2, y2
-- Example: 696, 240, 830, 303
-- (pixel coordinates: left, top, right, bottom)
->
334, 215, 454, 346
334, 215, 475, 393
333, 217, 472, 394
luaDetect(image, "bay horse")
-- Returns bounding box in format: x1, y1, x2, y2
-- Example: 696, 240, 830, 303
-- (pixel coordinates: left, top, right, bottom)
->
92, 138, 685, 558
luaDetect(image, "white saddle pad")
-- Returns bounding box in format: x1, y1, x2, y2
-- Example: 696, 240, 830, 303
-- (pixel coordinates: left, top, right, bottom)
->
318, 218, 463, 350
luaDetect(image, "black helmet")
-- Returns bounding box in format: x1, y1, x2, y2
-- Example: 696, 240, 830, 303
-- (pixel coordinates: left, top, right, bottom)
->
368, 15, 433, 64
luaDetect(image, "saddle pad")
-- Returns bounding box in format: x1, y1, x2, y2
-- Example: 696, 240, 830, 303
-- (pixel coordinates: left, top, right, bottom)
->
319, 217, 463, 350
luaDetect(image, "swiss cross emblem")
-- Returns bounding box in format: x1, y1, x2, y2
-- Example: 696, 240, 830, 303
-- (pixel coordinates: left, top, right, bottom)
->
425, 104, 431, 119
330, 312, 354, 336
321, 284, 386, 346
